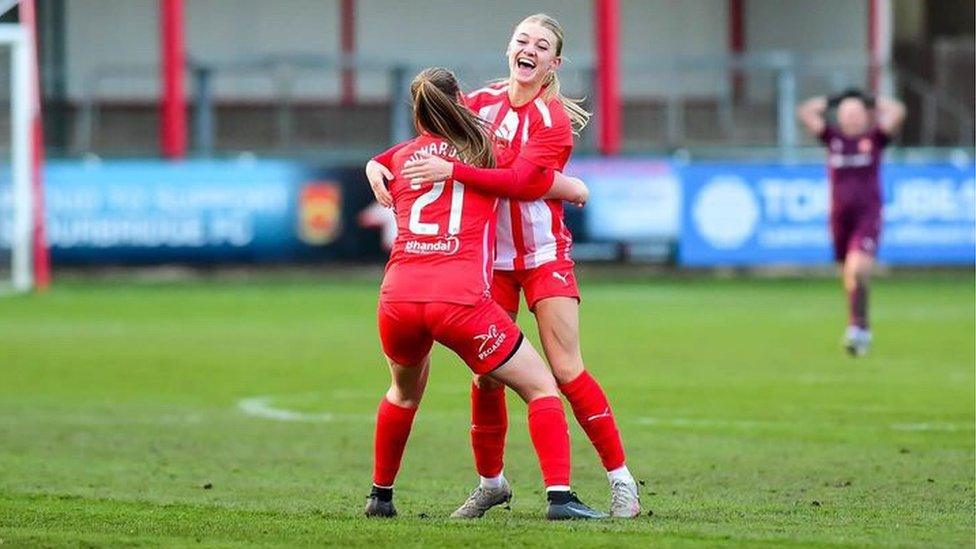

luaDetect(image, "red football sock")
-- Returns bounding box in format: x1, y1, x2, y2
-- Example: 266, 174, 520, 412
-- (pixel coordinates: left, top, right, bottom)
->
560, 370, 626, 471
527, 396, 571, 487
470, 382, 507, 478
372, 397, 418, 487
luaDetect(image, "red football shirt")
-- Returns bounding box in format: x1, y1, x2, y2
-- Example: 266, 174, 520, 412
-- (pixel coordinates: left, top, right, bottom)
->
380, 134, 499, 305
466, 83, 575, 270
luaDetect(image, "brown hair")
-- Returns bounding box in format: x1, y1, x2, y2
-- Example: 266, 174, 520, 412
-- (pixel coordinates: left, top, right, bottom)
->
512, 13, 591, 134
411, 67, 495, 168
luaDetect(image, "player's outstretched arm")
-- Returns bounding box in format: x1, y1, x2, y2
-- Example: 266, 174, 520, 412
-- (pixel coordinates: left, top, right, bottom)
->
401, 151, 555, 201
875, 96, 907, 136
797, 96, 828, 137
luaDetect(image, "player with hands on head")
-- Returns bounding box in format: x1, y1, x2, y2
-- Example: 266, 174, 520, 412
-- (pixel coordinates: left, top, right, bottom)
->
797, 88, 906, 356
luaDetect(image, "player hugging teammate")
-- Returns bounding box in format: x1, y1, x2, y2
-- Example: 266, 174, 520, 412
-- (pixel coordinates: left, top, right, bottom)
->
365, 66, 605, 520
365, 13, 641, 520
797, 88, 906, 356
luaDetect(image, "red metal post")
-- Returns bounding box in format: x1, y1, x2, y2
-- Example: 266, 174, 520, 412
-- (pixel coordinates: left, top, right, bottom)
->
728, 0, 746, 102
159, 0, 186, 158
20, 0, 49, 289
867, 0, 879, 94
594, 0, 621, 155
340, 0, 356, 105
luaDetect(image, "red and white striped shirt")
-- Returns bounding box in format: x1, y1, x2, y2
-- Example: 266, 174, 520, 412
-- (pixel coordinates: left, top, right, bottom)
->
466, 84, 575, 271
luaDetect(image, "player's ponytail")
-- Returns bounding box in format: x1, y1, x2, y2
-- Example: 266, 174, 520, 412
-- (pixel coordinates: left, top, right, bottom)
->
411, 67, 495, 169
517, 14, 591, 135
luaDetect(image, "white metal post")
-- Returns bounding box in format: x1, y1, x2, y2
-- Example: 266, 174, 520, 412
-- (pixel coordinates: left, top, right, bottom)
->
5, 25, 32, 291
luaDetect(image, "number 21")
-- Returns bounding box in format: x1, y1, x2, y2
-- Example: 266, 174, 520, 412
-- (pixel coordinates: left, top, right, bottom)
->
408, 180, 464, 235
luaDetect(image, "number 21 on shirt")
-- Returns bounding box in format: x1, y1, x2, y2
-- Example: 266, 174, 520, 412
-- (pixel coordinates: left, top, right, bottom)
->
408, 180, 464, 236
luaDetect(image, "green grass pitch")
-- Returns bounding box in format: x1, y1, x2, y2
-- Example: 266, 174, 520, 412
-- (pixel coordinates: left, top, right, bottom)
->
1, 271, 973, 547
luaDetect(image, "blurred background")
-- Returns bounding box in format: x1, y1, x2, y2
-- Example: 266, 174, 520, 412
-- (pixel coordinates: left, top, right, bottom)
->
0, 0, 974, 279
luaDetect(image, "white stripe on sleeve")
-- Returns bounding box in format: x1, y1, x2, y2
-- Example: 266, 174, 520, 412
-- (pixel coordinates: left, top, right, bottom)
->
533, 98, 552, 128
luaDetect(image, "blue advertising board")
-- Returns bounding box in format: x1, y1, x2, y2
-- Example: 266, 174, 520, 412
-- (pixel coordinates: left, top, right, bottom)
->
47, 160, 307, 263
679, 162, 975, 266
2, 157, 972, 267
566, 159, 680, 241
0, 159, 358, 264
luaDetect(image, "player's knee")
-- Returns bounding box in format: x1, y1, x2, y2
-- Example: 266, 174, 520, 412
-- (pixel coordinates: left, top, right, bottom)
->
549, 356, 584, 385
473, 374, 503, 391
843, 273, 857, 292
542, 334, 583, 383
541, 320, 579, 354
846, 262, 870, 287
385, 385, 423, 408
505, 366, 560, 403
519, 378, 559, 402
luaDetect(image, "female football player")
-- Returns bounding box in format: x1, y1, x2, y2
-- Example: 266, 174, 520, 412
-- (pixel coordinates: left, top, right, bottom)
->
366, 66, 605, 520
797, 88, 905, 356
366, 13, 639, 519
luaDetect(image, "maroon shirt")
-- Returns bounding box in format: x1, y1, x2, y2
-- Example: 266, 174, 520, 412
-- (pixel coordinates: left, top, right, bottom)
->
819, 125, 889, 215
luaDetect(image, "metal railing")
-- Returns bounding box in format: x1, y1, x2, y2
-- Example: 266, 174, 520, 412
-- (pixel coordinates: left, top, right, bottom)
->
67, 50, 974, 159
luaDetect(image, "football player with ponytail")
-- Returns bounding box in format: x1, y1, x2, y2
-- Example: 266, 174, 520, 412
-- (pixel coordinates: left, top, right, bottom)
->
367, 14, 640, 519
366, 67, 604, 520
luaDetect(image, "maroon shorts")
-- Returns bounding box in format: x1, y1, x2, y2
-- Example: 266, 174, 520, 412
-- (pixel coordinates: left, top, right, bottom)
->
491, 259, 581, 314
377, 298, 524, 375
830, 210, 881, 262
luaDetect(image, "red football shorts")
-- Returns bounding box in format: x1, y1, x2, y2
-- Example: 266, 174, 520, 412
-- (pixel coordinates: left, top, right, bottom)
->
491, 259, 581, 313
830, 209, 881, 263
377, 298, 524, 375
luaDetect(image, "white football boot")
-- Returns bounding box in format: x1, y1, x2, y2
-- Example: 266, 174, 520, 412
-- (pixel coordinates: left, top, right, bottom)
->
609, 477, 641, 518
450, 479, 512, 518
843, 325, 872, 357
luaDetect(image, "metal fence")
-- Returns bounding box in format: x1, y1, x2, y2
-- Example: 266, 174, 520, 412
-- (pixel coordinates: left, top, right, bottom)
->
63, 50, 974, 159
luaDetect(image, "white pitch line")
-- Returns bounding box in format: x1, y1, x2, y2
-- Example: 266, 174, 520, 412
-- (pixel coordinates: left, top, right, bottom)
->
237, 396, 972, 434
237, 396, 338, 422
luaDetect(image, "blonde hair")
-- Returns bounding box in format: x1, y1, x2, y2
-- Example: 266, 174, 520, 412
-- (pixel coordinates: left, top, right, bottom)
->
510, 13, 591, 134
411, 67, 495, 168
